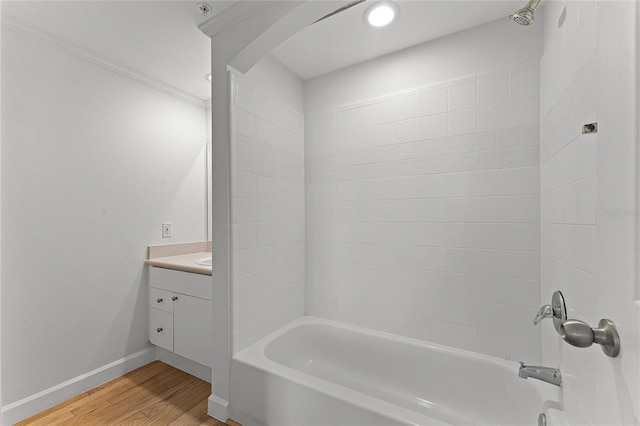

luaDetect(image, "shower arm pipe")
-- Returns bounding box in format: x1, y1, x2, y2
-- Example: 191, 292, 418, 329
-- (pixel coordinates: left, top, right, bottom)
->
523, 0, 540, 12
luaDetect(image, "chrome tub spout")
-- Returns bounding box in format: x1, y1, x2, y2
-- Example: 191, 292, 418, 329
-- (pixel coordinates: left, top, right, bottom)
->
518, 362, 561, 387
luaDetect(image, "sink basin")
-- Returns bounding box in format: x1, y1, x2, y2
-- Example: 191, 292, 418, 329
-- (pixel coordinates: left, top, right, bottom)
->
195, 257, 212, 266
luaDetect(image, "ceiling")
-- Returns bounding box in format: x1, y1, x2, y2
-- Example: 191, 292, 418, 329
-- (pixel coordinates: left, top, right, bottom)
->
1, 0, 524, 101
1, 0, 228, 101
272, 1, 523, 80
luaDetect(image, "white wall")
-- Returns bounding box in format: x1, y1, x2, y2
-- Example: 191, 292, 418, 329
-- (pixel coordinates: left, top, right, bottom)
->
1, 24, 207, 413
304, 18, 543, 361
540, 1, 639, 424
229, 56, 305, 354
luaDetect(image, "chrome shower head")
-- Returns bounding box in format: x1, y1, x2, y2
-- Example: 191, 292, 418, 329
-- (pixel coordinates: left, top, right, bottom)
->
510, 0, 540, 26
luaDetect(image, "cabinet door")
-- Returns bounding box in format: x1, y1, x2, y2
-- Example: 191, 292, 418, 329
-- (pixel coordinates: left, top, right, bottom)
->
173, 294, 212, 367
149, 308, 173, 351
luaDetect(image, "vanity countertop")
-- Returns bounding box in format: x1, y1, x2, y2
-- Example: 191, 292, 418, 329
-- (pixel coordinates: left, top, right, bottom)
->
145, 242, 212, 276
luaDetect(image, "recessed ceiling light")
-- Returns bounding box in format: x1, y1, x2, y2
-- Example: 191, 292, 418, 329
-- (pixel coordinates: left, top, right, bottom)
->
364, 1, 399, 27
205, 73, 212, 83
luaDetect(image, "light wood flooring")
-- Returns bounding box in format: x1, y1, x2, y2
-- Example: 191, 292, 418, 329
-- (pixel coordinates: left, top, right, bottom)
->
16, 361, 241, 426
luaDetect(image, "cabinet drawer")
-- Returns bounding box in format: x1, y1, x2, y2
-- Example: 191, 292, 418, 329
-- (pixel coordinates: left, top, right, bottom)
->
149, 308, 173, 351
149, 267, 212, 300
149, 287, 173, 313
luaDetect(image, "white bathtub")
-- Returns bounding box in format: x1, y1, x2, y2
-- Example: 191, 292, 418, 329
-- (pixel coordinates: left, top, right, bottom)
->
230, 317, 560, 426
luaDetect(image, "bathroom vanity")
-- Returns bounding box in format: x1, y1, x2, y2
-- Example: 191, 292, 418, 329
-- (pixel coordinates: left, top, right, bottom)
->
145, 242, 212, 369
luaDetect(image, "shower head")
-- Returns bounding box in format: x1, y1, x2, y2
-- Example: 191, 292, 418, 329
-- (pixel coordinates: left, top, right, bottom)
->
510, 0, 540, 26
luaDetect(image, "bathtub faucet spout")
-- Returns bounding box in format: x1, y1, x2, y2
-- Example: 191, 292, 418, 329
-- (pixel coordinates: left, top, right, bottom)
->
518, 362, 561, 387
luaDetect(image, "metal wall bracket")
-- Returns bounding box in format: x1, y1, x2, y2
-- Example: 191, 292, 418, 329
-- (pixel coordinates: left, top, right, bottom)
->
582, 122, 598, 134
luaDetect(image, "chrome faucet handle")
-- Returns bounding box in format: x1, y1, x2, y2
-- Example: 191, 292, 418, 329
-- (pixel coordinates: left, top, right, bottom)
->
533, 304, 552, 325
533, 291, 567, 333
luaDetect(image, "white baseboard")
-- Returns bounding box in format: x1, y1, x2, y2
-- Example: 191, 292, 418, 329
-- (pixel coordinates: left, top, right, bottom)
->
208, 394, 230, 423
154, 347, 211, 383
1, 347, 155, 425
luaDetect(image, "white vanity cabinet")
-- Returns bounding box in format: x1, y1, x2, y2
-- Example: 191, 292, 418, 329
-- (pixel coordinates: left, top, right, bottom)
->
148, 266, 212, 367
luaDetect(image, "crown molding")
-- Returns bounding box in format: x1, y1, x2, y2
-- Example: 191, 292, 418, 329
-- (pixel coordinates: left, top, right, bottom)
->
1, 13, 206, 109
198, 1, 275, 39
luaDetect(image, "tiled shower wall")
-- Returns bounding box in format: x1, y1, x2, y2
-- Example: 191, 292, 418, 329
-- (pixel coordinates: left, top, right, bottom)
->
306, 63, 542, 361
229, 71, 305, 354
539, 1, 601, 423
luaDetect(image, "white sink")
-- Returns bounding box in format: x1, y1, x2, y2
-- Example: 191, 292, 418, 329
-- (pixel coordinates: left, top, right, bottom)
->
195, 257, 212, 266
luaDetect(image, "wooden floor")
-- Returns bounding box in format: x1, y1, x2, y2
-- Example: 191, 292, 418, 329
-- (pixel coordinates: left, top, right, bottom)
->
16, 361, 241, 426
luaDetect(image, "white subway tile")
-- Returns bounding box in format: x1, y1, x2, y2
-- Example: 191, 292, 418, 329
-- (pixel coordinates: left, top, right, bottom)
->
522, 146, 540, 166
452, 134, 475, 153
448, 223, 477, 248
232, 272, 258, 303
448, 171, 477, 197
449, 108, 477, 136
448, 323, 479, 352
510, 223, 540, 251
375, 176, 422, 200
577, 176, 597, 225
509, 195, 540, 223
475, 151, 497, 170
421, 199, 448, 222
318, 112, 336, 135
477, 102, 509, 132
476, 302, 510, 330
477, 197, 509, 223
353, 104, 375, 128
453, 153, 475, 172
508, 167, 540, 195
477, 169, 509, 196
432, 137, 452, 156
421, 114, 448, 140
474, 151, 498, 170
397, 118, 421, 143
478, 69, 509, 106
421, 88, 448, 116
508, 279, 540, 309
432, 155, 453, 173
448, 248, 477, 274
476, 223, 510, 250
577, 136, 597, 179
477, 250, 509, 277
422, 174, 448, 198
475, 131, 496, 151
507, 306, 539, 337
475, 275, 509, 303
508, 251, 540, 280
477, 328, 509, 358
231, 296, 258, 328
233, 247, 258, 276
449, 81, 477, 111
236, 108, 257, 138
520, 125, 540, 146
497, 148, 522, 169
510, 97, 540, 128
447, 198, 477, 222
496, 128, 521, 149
510, 63, 540, 100
509, 334, 540, 363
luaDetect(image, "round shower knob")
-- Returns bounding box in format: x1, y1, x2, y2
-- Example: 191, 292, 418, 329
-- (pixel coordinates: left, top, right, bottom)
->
559, 318, 620, 357
559, 320, 593, 347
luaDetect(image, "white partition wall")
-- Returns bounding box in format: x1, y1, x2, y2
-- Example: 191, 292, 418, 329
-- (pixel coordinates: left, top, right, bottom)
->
229, 57, 306, 354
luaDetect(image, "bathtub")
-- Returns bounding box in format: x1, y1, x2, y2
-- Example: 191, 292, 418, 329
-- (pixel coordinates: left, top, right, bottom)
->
230, 317, 560, 426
